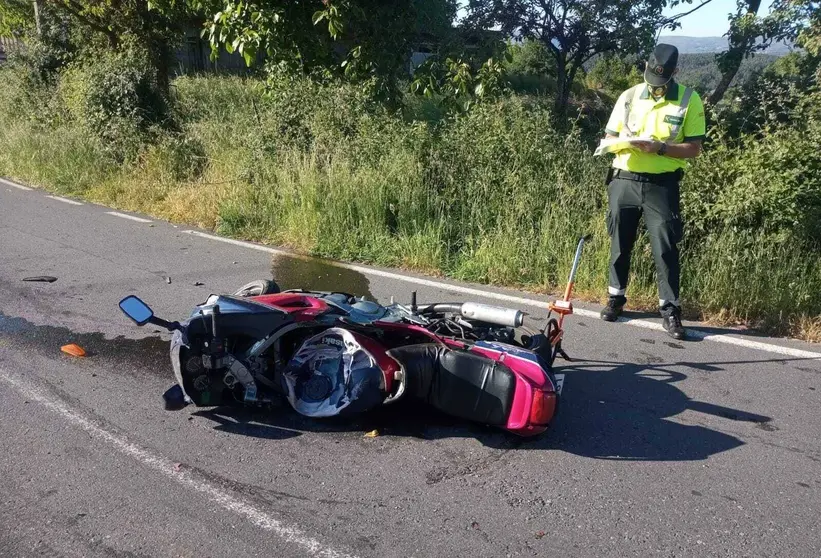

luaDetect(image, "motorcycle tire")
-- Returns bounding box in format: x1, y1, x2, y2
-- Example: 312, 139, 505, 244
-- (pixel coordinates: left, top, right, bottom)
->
232, 279, 281, 297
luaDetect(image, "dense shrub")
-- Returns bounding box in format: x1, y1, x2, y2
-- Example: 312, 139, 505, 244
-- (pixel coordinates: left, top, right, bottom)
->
584, 55, 643, 94
712, 52, 820, 139
60, 48, 171, 161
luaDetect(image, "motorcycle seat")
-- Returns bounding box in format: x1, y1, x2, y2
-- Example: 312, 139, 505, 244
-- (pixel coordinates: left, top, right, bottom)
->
387, 344, 515, 426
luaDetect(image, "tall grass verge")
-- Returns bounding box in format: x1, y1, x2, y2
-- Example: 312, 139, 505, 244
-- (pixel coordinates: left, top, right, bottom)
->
1, 70, 819, 340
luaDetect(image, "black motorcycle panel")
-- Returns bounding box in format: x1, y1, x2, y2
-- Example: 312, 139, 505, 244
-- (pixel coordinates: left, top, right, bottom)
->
389, 344, 515, 426
184, 295, 295, 341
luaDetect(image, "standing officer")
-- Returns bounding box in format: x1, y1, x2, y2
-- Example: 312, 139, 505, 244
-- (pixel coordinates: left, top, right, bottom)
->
600, 44, 706, 340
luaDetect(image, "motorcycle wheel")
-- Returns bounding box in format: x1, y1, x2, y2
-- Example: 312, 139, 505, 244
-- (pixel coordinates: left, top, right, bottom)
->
232, 279, 281, 297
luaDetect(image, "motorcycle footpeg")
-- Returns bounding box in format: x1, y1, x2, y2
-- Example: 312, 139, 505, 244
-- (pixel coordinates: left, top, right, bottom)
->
163, 384, 189, 411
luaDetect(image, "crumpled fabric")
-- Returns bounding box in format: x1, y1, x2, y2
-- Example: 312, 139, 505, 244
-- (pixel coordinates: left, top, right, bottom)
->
282, 328, 384, 417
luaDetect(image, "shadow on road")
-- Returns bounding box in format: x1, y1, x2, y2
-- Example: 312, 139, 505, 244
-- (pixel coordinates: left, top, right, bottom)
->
189, 355, 796, 462
525, 357, 771, 461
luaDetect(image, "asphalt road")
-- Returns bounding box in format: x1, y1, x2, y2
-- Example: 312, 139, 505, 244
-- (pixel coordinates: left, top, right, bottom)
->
1, 181, 820, 558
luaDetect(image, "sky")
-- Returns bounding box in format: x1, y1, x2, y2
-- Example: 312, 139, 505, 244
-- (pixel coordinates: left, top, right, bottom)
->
662, 0, 778, 37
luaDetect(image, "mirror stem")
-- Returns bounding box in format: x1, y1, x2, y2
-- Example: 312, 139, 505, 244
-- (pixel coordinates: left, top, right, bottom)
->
148, 316, 181, 332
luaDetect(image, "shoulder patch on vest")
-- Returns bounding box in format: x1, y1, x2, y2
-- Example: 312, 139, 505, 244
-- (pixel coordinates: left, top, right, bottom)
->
664, 114, 684, 125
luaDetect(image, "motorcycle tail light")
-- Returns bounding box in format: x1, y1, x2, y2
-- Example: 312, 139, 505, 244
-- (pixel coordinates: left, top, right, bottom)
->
529, 390, 556, 426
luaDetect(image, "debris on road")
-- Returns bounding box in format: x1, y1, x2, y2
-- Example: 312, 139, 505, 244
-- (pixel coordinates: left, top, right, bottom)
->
61, 344, 86, 357
194, 282, 205, 286
165, 277, 172, 284
173, 463, 182, 472
364, 429, 379, 438
535, 531, 546, 539
22, 276, 58, 283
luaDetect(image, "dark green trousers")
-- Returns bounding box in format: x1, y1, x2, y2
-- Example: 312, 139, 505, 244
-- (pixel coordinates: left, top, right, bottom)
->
606, 171, 683, 315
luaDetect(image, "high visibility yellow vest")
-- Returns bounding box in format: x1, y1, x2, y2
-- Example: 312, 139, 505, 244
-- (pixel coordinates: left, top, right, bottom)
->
605, 83, 706, 174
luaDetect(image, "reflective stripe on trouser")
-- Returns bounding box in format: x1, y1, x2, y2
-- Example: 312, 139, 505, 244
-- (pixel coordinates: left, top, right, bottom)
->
606, 176, 682, 312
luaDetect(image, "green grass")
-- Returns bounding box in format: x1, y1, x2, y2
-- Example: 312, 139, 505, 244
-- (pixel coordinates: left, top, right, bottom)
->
1, 72, 819, 341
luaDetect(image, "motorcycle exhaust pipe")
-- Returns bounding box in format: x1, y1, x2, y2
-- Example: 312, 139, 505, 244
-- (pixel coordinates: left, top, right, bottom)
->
460, 302, 524, 328
420, 302, 525, 328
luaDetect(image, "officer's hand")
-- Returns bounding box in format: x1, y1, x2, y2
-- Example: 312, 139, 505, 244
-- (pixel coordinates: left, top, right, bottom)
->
633, 140, 661, 154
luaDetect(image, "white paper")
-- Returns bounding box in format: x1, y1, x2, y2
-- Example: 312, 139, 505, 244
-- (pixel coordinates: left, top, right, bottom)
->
594, 136, 656, 156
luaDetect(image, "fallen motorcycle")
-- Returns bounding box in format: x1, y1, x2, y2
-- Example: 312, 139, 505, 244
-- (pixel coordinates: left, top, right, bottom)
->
118, 237, 589, 437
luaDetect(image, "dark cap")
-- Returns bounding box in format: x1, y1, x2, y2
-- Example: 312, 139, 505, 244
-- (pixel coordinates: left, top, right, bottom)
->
644, 43, 678, 86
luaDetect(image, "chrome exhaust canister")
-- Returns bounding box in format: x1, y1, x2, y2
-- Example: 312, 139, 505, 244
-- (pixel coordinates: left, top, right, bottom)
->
460, 302, 524, 328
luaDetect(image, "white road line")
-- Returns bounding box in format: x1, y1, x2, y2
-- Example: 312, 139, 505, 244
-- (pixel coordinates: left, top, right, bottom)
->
184, 230, 821, 361
0, 370, 356, 558
0, 177, 32, 191
106, 211, 153, 223
46, 195, 84, 206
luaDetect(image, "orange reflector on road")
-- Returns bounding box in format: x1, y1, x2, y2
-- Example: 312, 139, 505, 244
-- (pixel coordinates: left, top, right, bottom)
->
61, 344, 86, 357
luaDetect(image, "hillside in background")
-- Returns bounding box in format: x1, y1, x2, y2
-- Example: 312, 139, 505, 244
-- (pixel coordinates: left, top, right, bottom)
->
581, 51, 781, 96
660, 35, 794, 55
676, 53, 780, 92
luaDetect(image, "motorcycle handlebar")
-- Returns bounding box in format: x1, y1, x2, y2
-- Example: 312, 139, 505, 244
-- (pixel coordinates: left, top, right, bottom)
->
147, 316, 182, 332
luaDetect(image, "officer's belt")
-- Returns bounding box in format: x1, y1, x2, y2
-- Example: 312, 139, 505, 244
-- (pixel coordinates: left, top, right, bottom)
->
614, 168, 683, 183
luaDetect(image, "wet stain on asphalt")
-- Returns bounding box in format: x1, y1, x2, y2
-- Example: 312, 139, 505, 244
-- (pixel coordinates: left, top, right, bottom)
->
86, 539, 152, 558
640, 338, 656, 345
637, 352, 664, 364
0, 311, 169, 377
184, 462, 375, 509
271, 255, 375, 300
756, 422, 779, 432
760, 441, 821, 464
424, 439, 520, 485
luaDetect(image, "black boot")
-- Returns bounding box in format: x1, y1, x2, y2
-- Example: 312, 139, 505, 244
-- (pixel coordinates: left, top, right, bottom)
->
600, 296, 626, 322
662, 306, 686, 340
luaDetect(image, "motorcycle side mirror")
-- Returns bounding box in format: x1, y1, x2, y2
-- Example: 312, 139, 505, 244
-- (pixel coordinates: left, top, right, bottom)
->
119, 295, 154, 326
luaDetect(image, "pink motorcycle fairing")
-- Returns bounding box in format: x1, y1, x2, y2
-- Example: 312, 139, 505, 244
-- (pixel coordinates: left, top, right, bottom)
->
470, 341, 558, 436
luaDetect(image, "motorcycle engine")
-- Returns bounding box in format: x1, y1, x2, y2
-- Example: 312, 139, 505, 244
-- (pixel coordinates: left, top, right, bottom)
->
178, 349, 232, 406
473, 326, 516, 344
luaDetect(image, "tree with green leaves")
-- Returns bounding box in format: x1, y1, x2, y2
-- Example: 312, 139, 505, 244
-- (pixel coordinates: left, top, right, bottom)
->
0, 0, 33, 37
769, 0, 820, 56
659, 0, 819, 106
710, 0, 774, 105
205, 0, 457, 103
463, 0, 665, 120
585, 55, 643, 95
39, 0, 201, 91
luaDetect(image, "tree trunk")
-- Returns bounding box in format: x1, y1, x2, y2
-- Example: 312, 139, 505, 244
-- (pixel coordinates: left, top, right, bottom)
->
708, 0, 762, 105
33, 0, 43, 37
153, 36, 171, 96
553, 56, 570, 121
708, 54, 741, 105
135, 0, 171, 96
